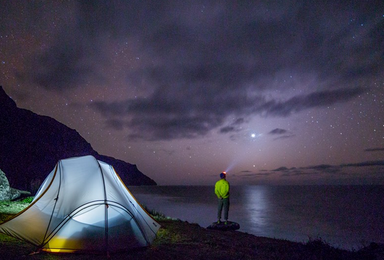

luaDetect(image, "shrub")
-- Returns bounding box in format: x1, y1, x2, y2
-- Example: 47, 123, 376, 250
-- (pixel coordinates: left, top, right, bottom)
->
19, 197, 34, 204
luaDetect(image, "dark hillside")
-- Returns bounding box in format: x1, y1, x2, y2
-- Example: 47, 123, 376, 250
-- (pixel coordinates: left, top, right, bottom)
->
0, 86, 156, 192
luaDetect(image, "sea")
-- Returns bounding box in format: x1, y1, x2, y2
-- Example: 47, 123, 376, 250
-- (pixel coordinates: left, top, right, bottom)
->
128, 185, 384, 250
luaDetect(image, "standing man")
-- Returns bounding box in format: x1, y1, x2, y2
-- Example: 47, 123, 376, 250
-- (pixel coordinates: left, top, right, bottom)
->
215, 172, 230, 224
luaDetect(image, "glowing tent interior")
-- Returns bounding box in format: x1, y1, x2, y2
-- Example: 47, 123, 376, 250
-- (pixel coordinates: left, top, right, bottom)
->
0, 155, 160, 253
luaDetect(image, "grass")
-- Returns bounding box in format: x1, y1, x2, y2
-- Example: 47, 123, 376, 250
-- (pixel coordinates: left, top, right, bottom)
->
0, 197, 32, 214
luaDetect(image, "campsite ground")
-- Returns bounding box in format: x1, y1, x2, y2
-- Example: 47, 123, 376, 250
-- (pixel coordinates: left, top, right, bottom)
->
1, 200, 383, 260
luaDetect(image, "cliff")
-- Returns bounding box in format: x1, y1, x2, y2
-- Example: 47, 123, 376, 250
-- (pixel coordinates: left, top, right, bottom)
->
0, 86, 156, 193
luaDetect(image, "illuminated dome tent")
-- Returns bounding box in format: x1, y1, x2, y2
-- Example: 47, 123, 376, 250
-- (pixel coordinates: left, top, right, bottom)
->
0, 155, 160, 253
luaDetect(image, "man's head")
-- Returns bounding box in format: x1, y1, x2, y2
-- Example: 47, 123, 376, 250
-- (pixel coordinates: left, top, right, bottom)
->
220, 172, 226, 179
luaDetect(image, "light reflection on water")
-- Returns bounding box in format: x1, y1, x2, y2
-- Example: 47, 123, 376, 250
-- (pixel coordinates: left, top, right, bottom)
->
129, 185, 384, 250
243, 186, 269, 231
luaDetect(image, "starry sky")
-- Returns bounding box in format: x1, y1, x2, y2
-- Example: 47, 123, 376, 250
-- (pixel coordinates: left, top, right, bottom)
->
1, 1, 384, 185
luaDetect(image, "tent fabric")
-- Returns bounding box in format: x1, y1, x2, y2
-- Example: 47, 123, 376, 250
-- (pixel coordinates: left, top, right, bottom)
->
0, 155, 160, 253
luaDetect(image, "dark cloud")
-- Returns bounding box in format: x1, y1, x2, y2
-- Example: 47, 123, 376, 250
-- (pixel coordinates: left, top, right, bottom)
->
235, 170, 271, 178
105, 119, 125, 131
304, 164, 343, 174
17, 38, 96, 91
273, 134, 296, 140
268, 128, 296, 140
266, 160, 384, 177
92, 86, 365, 141
365, 148, 384, 152
14, 14, 104, 91
341, 161, 384, 167
261, 87, 365, 117
219, 126, 236, 134
15, 1, 383, 87
219, 118, 246, 134
134, 1, 384, 88
272, 167, 291, 172
91, 86, 255, 140
6, 1, 381, 140
11, 1, 161, 91
269, 128, 288, 135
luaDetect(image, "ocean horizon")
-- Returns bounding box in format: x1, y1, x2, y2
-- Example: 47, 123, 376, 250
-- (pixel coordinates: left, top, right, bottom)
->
129, 185, 384, 250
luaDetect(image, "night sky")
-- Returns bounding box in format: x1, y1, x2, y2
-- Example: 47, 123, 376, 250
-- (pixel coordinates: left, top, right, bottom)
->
1, 1, 384, 185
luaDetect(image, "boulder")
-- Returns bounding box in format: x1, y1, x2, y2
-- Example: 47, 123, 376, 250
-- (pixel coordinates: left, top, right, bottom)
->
0, 169, 30, 201
207, 221, 240, 231
0, 168, 12, 201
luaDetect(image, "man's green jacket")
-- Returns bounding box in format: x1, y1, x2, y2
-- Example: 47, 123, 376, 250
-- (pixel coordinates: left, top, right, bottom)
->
215, 179, 230, 199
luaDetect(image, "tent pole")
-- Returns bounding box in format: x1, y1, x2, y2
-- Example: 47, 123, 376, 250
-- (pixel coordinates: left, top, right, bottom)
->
97, 160, 109, 256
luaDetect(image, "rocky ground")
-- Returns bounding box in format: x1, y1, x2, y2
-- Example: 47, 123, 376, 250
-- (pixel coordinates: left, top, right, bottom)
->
0, 200, 383, 260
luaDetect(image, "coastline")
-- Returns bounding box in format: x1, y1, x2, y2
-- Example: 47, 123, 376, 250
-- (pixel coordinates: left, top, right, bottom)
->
129, 185, 384, 250
0, 200, 383, 259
